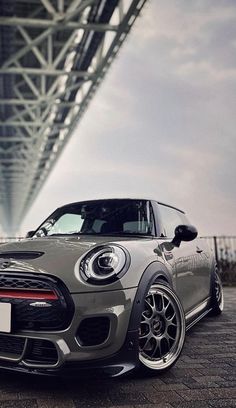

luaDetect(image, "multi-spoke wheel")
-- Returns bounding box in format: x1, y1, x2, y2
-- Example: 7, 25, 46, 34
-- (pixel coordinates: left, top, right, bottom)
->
210, 268, 224, 316
139, 281, 185, 373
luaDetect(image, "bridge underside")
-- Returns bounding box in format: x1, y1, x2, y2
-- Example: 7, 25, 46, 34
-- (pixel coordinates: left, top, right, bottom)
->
0, 0, 146, 234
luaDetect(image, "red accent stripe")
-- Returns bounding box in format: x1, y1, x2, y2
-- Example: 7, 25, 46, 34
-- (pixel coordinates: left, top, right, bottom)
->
0, 289, 58, 300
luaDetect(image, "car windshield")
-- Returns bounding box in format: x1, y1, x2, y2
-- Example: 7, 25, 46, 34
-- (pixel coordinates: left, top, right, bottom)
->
33, 199, 155, 237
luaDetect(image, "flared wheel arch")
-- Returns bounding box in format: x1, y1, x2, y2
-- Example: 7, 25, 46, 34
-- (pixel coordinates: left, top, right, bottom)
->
128, 262, 174, 333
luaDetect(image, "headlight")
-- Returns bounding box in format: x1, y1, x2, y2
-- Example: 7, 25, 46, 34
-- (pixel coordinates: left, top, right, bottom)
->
80, 245, 130, 284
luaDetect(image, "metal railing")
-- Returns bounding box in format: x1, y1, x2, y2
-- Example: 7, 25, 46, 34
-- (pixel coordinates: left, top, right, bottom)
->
203, 236, 236, 285
0, 235, 235, 284
0, 237, 24, 244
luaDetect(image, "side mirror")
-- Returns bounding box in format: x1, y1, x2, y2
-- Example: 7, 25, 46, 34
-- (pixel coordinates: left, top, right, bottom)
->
172, 224, 198, 247
26, 230, 35, 238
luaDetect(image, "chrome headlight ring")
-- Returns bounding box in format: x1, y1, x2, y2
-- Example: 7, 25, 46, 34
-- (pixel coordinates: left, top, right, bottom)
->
79, 244, 130, 285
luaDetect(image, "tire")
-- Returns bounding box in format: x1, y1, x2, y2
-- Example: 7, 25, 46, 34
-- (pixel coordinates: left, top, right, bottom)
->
138, 280, 185, 374
210, 267, 224, 316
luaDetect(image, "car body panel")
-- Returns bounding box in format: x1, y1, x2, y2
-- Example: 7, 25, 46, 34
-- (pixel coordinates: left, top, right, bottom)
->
160, 238, 212, 313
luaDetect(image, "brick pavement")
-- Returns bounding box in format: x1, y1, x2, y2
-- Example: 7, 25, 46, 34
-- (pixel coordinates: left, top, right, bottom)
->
0, 287, 235, 408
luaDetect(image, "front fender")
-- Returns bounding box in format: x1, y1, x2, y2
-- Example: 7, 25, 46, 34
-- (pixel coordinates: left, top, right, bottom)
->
128, 261, 173, 331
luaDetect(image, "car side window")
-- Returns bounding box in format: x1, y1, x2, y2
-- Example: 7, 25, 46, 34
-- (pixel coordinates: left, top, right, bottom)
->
158, 204, 187, 238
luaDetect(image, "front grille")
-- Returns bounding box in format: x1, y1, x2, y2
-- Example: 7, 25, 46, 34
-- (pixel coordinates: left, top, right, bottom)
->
24, 339, 58, 365
0, 334, 25, 356
0, 275, 50, 290
0, 273, 74, 331
11, 299, 68, 330
77, 317, 110, 346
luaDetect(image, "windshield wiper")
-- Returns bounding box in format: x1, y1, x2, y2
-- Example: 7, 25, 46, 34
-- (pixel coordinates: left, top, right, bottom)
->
48, 232, 96, 236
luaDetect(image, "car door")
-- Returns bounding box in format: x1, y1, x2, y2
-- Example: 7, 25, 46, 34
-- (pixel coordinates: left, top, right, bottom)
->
157, 203, 210, 314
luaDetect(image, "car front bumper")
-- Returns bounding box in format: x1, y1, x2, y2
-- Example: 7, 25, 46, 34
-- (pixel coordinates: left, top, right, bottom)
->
0, 287, 140, 376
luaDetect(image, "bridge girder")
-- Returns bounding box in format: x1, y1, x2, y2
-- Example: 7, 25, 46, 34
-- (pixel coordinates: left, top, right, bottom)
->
0, 0, 147, 233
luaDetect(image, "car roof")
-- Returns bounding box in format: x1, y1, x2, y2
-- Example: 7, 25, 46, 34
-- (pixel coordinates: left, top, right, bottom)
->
58, 198, 185, 214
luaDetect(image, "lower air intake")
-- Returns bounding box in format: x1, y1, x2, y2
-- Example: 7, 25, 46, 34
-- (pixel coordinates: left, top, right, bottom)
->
0, 334, 25, 356
77, 317, 110, 346
24, 339, 58, 365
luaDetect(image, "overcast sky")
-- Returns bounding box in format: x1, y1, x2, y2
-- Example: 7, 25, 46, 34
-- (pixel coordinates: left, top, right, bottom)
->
21, 0, 236, 236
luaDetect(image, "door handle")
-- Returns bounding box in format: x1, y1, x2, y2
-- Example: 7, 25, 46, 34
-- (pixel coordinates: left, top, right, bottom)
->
196, 247, 203, 253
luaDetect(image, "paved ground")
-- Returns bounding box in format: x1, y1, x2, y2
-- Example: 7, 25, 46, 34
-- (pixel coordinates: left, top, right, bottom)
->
0, 287, 235, 408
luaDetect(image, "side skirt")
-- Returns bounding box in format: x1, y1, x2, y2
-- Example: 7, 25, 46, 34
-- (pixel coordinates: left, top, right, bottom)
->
185, 297, 212, 331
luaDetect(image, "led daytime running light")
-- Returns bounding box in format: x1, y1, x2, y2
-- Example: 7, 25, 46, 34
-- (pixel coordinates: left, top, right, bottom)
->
80, 245, 128, 283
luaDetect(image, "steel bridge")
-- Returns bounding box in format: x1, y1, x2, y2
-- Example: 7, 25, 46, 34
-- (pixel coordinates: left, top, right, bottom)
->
0, 0, 146, 234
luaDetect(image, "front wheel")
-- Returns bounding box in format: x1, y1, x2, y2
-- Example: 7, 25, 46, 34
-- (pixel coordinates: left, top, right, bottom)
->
138, 281, 185, 374
210, 268, 224, 316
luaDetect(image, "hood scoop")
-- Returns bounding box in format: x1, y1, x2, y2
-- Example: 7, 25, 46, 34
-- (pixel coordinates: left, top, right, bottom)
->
0, 251, 44, 260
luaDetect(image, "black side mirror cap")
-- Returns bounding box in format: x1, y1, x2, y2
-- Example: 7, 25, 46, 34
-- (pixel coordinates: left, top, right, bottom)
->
26, 230, 35, 238
172, 224, 198, 247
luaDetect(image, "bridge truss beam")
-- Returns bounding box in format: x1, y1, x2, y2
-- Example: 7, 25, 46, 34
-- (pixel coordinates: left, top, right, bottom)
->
0, 0, 147, 233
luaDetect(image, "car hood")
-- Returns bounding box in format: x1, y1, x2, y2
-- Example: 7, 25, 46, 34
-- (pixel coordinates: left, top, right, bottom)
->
0, 236, 155, 292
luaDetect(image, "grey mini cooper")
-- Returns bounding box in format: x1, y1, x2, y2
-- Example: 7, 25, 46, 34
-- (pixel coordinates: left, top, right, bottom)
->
0, 198, 223, 376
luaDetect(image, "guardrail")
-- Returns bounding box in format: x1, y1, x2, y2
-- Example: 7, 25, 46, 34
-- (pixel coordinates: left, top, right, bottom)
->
0, 235, 235, 284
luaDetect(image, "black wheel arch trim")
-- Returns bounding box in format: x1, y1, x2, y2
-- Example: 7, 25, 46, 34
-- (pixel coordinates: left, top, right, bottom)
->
128, 261, 173, 332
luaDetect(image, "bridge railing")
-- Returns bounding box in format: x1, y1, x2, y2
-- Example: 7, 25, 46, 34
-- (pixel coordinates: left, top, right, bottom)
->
0, 235, 235, 284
